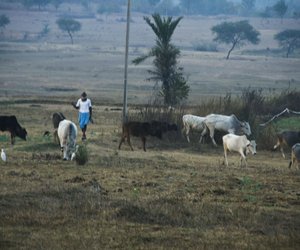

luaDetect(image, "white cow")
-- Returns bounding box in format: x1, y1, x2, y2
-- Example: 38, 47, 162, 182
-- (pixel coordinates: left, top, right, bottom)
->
200, 114, 251, 146
222, 134, 256, 167
288, 143, 300, 169
182, 114, 206, 142
57, 119, 78, 160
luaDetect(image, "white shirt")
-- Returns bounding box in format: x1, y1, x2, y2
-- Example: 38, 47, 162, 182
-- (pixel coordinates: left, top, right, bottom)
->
76, 98, 92, 113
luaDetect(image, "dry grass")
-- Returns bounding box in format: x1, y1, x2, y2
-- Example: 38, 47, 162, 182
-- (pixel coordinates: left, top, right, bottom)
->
0, 8, 300, 104
0, 5, 300, 249
0, 102, 300, 249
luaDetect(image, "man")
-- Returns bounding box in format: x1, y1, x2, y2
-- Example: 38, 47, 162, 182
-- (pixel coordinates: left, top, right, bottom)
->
72, 92, 92, 141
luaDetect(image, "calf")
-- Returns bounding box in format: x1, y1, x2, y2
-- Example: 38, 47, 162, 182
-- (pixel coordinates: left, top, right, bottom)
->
118, 121, 177, 152
288, 143, 300, 169
0, 115, 27, 145
273, 131, 300, 159
182, 114, 206, 142
223, 134, 257, 167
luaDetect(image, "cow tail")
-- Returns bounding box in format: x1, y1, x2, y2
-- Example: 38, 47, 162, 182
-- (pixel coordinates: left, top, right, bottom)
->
69, 123, 73, 138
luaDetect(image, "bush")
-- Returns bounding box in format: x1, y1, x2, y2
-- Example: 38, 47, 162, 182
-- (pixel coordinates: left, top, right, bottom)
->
74, 145, 88, 165
266, 88, 300, 114
192, 40, 218, 52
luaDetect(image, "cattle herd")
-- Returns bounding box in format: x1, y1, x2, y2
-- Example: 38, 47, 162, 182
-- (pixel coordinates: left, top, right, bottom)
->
0, 113, 300, 168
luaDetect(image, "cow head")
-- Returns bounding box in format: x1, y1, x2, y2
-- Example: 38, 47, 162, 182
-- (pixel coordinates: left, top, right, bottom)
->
16, 127, 27, 141
241, 122, 251, 136
246, 140, 257, 155
167, 123, 178, 132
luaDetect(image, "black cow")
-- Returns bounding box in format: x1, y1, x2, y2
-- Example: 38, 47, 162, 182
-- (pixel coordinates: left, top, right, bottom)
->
273, 131, 300, 159
52, 112, 66, 144
0, 115, 27, 144
150, 120, 178, 138
52, 112, 66, 129
118, 120, 178, 152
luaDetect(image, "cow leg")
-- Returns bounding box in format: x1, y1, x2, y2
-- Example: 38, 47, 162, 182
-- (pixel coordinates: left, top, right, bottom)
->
288, 151, 293, 168
141, 137, 146, 152
209, 128, 217, 146
239, 150, 247, 167
199, 126, 207, 144
10, 133, 15, 145
223, 144, 229, 167
280, 147, 286, 159
53, 129, 59, 145
126, 135, 134, 151
181, 125, 189, 142
185, 126, 190, 143
118, 136, 125, 150
61, 146, 67, 160
273, 140, 285, 159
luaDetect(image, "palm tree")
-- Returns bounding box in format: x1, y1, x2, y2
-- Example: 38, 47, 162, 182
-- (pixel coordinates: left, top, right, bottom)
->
133, 13, 189, 106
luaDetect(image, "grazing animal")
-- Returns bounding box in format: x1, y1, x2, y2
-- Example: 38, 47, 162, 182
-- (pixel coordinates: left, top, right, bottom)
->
288, 143, 300, 169
182, 114, 206, 142
57, 119, 78, 160
150, 120, 178, 136
0, 115, 27, 145
1, 149, 6, 162
273, 131, 300, 159
52, 112, 66, 143
118, 121, 177, 152
200, 114, 251, 146
222, 134, 257, 167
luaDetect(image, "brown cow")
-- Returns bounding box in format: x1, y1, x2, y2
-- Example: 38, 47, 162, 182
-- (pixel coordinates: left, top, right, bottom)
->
273, 131, 300, 159
118, 121, 177, 152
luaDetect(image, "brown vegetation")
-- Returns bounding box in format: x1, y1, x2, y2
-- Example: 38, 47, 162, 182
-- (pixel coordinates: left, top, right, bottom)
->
0, 99, 299, 249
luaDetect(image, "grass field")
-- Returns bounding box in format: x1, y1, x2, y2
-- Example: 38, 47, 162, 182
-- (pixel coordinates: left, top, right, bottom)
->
0, 5, 300, 104
0, 4, 300, 250
1, 101, 300, 249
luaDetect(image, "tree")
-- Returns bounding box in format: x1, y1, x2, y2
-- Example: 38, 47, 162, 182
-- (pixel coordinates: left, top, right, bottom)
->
273, 0, 288, 23
211, 20, 260, 59
56, 18, 81, 44
0, 14, 10, 31
274, 29, 300, 58
23, 0, 50, 10
51, 0, 63, 11
133, 14, 189, 106
148, 0, 160, 6
241, 0, 256, 16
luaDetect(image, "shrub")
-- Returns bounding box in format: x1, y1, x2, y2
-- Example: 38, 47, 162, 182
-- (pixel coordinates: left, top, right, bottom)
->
75, 145, 88, 165
192, 40, 218, 52
267, 88, 300, 114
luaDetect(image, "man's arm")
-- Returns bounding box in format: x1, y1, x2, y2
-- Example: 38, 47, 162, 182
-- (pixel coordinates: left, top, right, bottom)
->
89, 106, 93, 123
71, 102, 79, 109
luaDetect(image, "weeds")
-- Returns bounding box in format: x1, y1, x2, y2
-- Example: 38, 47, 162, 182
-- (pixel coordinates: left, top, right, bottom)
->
74, 144, 88, 165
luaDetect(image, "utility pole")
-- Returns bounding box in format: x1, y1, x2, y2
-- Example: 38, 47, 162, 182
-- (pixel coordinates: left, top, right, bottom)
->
122, 0, 131, 123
